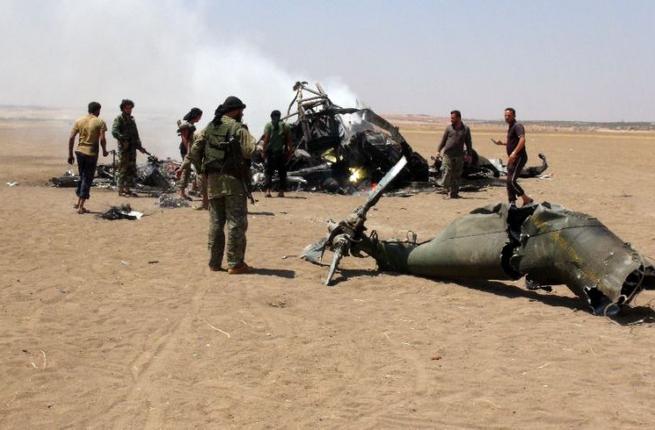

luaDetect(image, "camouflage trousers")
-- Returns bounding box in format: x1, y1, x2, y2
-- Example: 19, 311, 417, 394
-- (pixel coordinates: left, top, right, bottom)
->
118, 145, 138, 189
442, 154, 464, 197
208, 194, 248, 269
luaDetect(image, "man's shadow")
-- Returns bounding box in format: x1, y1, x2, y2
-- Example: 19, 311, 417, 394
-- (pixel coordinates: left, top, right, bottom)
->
250, 268, 295, 279
248, 211, 275, 216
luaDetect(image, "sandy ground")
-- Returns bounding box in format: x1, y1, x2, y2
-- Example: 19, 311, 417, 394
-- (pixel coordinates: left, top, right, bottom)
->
1, 119, 655, 429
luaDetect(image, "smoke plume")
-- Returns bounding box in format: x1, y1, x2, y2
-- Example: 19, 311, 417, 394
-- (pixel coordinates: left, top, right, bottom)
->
0, 0, 356, 157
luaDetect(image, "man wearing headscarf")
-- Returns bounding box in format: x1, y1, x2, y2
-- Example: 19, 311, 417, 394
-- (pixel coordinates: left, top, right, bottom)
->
187, 96, 256, 274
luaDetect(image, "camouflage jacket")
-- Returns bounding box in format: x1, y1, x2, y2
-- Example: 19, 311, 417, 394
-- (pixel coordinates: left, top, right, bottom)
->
188, 115, 256, 198
112, 113, 142, 149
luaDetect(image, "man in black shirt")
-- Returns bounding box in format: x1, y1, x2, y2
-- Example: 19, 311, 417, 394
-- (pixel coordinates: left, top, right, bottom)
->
493, 107, 534, 207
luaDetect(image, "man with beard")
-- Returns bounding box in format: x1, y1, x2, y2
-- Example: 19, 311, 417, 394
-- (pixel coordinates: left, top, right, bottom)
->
111, 99, 150, 197
493, 107, 534, 207
437, 110, 473, 199
67, 101, 109, 213
187, 96, 256, 274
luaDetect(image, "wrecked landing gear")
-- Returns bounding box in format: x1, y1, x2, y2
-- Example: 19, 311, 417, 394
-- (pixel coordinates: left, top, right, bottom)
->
302, 158, 655, 317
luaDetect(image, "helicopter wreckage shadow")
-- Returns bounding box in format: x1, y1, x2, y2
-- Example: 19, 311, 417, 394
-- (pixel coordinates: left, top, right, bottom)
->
452, 279, 655, 325
331, 269, 655, 325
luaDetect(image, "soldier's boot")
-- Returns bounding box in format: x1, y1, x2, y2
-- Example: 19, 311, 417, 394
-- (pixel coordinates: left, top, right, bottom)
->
228, 262, 251, 275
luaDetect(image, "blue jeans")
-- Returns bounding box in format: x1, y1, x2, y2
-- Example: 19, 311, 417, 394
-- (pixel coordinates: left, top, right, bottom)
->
75, 152, 98, 199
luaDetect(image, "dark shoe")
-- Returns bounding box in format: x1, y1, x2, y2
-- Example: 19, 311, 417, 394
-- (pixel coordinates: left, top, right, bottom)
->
449, 193, 460, 199
228, 262, 251, 275
209, 265, 224, 272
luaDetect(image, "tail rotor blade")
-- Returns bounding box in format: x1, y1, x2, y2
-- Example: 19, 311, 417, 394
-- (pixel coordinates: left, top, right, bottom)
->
325, 247, 344, 286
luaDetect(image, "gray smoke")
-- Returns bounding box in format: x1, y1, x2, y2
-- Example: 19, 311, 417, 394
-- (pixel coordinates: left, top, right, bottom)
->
0, 0, 356, 157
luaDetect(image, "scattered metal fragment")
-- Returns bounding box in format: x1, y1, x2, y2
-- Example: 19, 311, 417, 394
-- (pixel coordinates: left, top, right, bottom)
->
158, 193, 190, 208
98, 204, 143, 221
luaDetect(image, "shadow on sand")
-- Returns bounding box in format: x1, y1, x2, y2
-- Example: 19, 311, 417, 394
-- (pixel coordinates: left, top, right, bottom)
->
328, 269, 655, 325
250, 268, 295, 279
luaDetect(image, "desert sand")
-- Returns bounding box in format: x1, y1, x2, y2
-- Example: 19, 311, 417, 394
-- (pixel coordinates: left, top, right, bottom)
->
1, 116, 654, 429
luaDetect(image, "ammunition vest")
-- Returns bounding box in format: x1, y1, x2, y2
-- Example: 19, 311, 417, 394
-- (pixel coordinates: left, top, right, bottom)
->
203, 120, 243, 176
116, 115, 140, 143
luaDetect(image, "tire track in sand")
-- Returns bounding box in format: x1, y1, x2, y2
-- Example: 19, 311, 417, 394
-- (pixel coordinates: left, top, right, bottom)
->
102, 279, 209, 429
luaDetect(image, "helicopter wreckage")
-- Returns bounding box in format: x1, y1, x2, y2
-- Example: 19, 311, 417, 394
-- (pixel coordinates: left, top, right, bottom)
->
251, 81, 549, 194
302, 157, 655, 317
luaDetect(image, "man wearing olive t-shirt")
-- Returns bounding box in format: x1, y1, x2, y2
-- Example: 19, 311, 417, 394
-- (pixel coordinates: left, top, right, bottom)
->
493, 107, 534, 207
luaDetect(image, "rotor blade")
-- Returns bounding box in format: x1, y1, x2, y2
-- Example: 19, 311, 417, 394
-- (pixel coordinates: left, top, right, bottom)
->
364, 155, 408, 212
325, 247, 344, 286
300, 238, 328, 265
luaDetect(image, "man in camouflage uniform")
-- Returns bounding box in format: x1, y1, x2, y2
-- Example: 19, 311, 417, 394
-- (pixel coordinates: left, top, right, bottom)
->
111, 99, 149, 196
262, 109, 292, 198
188, 96, 256, 274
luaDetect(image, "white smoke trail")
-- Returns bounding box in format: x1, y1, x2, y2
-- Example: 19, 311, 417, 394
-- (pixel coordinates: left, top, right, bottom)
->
0, 0, 356, 157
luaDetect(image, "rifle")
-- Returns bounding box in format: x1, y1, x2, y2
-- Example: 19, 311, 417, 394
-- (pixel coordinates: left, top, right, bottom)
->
110, 150, 117, 185
228, 136, 255, 205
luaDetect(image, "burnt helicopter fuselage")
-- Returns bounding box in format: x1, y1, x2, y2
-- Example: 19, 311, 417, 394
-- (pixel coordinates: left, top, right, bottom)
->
251, 82, 429, 193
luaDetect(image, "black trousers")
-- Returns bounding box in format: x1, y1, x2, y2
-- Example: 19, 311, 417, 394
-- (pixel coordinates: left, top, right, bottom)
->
506, 152, 528, 202
264, 152, 287, 191
75, 152, 98, 200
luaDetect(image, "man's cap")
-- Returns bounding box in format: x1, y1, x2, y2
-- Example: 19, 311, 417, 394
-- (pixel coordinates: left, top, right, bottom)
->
222, 96, 246, 112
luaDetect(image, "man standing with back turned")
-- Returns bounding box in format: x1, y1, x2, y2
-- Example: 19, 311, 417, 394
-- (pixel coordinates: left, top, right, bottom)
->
112, 99, 149, 197
67, 101, 109, 214
437, 110, 473, 199
262, 110, 292, 198
188, 96, 256, 274
493, 107, 534, 207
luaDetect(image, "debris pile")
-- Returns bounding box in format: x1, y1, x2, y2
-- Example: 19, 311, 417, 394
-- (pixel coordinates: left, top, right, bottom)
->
250, 81, 429, 194
50, 155, 180, 196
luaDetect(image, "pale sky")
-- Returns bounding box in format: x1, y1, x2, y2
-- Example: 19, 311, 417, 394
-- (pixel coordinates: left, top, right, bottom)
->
1, 0, 653, 122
